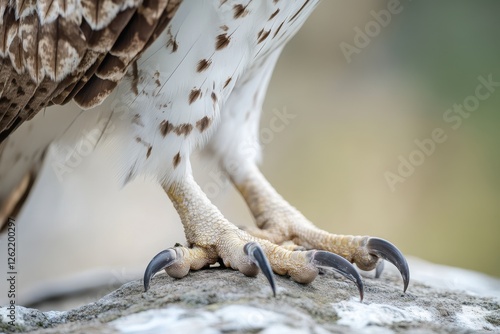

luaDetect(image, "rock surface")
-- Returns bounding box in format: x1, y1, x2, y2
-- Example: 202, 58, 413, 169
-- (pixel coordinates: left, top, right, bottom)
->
1, 262, 500, 334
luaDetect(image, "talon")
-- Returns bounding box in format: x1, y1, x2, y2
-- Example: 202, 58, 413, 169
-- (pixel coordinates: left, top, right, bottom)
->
311, 250, 364, 301
244, 242, 276, 297
143, 249, 177, 292
367, 238, 410, 292
375, 260, 385, 279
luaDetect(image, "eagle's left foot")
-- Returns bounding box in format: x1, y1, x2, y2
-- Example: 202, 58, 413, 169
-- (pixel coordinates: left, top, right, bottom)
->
232, 164, 410, 292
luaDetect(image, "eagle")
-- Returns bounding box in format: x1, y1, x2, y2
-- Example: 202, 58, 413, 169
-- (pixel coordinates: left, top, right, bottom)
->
0, 0, 409, 300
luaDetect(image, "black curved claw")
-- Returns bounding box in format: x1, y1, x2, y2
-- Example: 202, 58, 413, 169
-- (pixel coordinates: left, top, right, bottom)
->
312, 251, 364, 301
375, 260, 385, 279
244, 242, 276, 297
367, 238, 410, 292
143, 249, 177, 292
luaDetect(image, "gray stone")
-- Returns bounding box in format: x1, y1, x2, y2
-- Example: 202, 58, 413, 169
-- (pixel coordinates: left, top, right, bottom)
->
1, 261, 499, 334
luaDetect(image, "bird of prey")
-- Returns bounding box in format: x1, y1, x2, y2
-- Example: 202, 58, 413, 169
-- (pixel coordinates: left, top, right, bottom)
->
0, 0, 409, 300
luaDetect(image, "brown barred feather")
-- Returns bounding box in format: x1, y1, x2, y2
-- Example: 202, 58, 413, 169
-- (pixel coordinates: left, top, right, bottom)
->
19, 14, 43, 83
74, 75, 117, 108
55, 52, 105, 104
14, 0, 37, 19
52, 7, 136, 104
75, 0, 172, 108
0, 0, 182, 143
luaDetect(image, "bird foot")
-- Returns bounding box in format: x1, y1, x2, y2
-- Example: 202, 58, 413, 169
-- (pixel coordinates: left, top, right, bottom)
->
143, 175, 364, 300
233, 164, 410, 293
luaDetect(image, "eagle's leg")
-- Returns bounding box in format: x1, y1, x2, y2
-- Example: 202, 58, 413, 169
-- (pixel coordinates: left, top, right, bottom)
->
230, 163, 409, 292
144, 173, 364, 299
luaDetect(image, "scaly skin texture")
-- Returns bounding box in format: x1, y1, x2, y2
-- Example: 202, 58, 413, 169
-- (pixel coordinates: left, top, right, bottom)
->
232, 164, 380, 272
165, 174, 320, 284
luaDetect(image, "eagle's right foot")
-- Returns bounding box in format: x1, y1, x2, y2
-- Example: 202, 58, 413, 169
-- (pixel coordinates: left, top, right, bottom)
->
143, 174, 364, 300
231, 164, 410, 293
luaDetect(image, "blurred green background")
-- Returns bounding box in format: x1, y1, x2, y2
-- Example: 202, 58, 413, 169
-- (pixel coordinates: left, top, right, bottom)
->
259, 1, 500, 277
